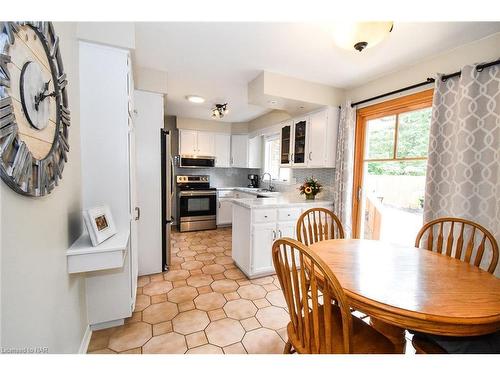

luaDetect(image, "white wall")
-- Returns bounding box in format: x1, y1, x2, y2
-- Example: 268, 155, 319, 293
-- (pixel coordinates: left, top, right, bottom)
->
134, 66, 168, 94
346, 32, 500, 105
248, 110, 292, 133
1, 23, 87, 353
76, 22, 135, 50
176, 117, 233, 133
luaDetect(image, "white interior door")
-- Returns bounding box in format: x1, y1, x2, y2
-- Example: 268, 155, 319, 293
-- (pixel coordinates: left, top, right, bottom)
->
128, 115, 139, 301
134, 90, 164, 276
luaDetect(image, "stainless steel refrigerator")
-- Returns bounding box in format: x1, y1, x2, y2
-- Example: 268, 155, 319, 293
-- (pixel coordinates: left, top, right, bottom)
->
161, 129, 174, 271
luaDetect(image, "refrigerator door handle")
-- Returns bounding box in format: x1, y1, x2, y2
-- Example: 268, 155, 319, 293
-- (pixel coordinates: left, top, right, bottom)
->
170, 156, 175, 200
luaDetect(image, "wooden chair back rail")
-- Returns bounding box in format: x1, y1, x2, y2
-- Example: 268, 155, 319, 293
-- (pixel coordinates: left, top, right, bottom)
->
297, 208, 345, 246
272, 238, 353, 354
415, 217, 499, 274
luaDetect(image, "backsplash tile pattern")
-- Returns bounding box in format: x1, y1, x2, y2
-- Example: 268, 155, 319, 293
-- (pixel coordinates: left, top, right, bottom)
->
175, 167, 261, 188
274, 168, 335, 201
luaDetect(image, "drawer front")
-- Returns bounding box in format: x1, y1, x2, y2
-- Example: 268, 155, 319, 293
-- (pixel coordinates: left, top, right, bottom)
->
278, 208, 302, 222
218, 190, 235, 198
253, 209, 277, 223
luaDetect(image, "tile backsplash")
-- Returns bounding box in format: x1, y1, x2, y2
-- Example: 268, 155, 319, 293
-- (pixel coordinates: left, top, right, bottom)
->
274, 168, 335, 200
175, 167, 261, 187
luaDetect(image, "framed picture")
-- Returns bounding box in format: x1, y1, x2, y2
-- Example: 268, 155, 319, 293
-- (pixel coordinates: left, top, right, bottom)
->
83, 205, 117, 246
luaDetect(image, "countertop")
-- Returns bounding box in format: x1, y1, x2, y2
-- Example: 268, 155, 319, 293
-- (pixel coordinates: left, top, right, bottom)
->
231, 196, 333, 209
216, 186, 332, 208
216, 187, 280, 197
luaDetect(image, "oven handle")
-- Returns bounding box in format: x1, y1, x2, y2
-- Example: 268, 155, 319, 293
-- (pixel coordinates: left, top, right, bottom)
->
178, 191, 217, 197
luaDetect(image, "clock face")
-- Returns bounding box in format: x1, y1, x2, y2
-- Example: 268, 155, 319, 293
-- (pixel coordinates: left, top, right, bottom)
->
0, 22, 70, 197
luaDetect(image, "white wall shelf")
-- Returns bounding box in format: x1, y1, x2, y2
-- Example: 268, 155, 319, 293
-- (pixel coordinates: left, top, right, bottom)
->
66, 229, 130, 274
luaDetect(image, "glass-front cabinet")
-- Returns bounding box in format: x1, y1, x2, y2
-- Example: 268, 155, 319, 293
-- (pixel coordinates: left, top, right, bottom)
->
280, 121, 292, 166
279, 118, 308, 167
293, 118, 307, 166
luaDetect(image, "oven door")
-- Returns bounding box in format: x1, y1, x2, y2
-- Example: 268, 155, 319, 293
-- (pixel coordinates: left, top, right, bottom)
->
178, 191, 217, 227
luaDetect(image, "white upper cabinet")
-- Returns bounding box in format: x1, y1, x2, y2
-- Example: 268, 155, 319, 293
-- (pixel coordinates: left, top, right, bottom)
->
308, 110, 328, 167
292, 117, 308, 166
214, 133, 231, 167
179, 130, 215, 157
197, 131, 215, 156
279, 121, 293, 167
248, 135, 262, 169
279, 107, 339, 168
179, 130, 198, 155
231, 134, 249, 168
307, 107, 338, 168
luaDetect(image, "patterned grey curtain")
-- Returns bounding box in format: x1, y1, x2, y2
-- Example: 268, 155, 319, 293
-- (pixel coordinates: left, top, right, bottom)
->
333, 101, 356, 237
424, 64, 500, 275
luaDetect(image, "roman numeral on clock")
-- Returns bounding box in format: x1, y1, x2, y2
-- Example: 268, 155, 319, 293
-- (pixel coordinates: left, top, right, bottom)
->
0, 53, 11, 88
3, 22, 19, 45
58, 73, 68, 90
60, 104, 71, 127
50, 36, 60, 59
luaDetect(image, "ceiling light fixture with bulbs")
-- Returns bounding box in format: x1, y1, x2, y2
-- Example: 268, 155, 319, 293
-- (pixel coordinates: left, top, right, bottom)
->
211, 103, 229, 119
185, 95, 205, 104
331, 22, 394, 52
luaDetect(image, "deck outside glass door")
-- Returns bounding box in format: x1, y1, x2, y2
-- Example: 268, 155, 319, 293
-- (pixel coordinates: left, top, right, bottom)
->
352, 91, 433, 246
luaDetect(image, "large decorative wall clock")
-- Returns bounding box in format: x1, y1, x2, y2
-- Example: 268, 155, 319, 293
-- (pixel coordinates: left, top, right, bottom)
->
0, 21, 70, 197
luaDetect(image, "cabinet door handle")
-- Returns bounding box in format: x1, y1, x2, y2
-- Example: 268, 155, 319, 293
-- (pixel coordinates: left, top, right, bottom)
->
135, 207, 140, 221
272, 230, 276, 240
218, 201, 221, 208
309, 151, 312, 161
278, 229, 282, 238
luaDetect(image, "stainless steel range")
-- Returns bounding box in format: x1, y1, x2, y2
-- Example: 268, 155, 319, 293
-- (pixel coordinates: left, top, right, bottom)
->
177, 175, 217, 232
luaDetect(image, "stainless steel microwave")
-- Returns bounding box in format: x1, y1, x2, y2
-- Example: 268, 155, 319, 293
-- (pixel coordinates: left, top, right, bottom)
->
178, 155, 216, 168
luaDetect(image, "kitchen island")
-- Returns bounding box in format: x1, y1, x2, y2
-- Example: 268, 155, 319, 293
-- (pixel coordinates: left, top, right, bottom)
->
231, 195, 333, 278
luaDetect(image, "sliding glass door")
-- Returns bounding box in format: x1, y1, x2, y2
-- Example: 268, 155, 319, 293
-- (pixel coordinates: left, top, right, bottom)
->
352, 90, 434, 246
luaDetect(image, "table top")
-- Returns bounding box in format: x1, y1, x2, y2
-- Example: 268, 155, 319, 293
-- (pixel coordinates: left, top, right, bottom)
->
309, 239, 500, 336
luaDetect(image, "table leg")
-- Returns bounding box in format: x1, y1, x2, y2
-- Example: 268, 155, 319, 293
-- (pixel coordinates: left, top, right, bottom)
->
370, 317, 406, 354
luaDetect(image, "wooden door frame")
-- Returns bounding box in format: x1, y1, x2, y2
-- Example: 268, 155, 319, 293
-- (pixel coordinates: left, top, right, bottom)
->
351, 89, 434, 238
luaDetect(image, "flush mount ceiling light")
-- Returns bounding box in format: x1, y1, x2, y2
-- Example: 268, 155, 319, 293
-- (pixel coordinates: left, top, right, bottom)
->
331, 22, 393, 52
211, 103, 229, 119
185, 95, 205, 103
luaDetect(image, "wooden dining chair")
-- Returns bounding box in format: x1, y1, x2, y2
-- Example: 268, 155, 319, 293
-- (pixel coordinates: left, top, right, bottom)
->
415, 217, 499, 274
272, 237, 396, 354
413, 217, 499, 354
296, 208, 345, 246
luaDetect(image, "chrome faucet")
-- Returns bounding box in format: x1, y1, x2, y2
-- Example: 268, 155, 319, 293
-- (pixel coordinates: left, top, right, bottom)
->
261, 172, 275, 192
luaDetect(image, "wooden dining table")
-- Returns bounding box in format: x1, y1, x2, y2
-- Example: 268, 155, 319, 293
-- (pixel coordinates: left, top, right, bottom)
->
308, 239, 500, 353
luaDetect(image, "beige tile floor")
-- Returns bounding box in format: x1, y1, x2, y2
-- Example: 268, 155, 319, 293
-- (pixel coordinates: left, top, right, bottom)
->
87, 227, 289, 354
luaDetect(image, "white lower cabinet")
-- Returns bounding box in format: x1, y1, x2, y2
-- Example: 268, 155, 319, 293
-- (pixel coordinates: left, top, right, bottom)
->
251, 223, 276, 275
277, 221, 296, 239
217, 198, 233, 225
232, 204, 333, 278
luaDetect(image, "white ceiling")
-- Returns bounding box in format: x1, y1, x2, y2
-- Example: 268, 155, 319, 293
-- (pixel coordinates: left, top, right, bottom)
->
134, 22, 500, 122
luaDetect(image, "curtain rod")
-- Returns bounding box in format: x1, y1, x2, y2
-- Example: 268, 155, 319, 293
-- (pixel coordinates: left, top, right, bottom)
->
351, 58, 500, 108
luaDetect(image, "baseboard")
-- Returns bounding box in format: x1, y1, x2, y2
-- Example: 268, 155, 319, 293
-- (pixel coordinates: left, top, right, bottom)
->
79, 325, 92, 354
91, 318, 124, 331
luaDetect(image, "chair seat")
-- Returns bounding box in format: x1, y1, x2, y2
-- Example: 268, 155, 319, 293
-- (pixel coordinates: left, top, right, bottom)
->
412, 335, 447, 354
288, 305, 396, 354
412, 331, 500, 354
